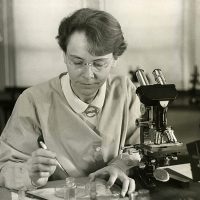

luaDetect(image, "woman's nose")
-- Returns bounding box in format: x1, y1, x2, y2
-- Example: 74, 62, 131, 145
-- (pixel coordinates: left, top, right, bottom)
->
82, 65, 95, 79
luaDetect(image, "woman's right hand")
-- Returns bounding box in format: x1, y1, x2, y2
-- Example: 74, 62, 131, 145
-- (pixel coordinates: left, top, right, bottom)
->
25, 148, 57, 187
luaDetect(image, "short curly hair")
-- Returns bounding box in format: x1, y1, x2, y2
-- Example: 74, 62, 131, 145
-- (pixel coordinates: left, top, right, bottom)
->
56, 8, 127, 59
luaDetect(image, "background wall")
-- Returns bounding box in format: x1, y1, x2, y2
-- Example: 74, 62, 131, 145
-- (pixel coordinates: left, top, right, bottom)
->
106, 0, 184, 89
1, 0, 200, 89
12, 0, 105, 86
195, 0, 200, 80
13, 0, 80, 86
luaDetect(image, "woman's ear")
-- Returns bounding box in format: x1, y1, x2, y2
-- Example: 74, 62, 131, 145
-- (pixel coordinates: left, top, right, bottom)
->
63, 52, 67, 64
111, 59, 117, 68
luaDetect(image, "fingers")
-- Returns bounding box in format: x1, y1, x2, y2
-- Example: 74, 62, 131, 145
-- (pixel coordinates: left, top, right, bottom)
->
121, 177, 135, 197
29, 164, 56, 184
32, 163, 56, 172
88, 173, 95, 182
33, 157, 57, 166
31, 171, 50, 178
119, 175, 135, 197
31, 148, 57, 171
89, 168, 108, 181
89, 166, 136, 197
107, 173, 117, 189
32, 148, 56, 159
128, 178, 136, 194
26, 148, 58, 182
121, 177, 129, 197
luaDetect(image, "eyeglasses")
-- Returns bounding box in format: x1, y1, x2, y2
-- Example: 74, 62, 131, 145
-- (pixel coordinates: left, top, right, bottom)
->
66, 54, 113, 72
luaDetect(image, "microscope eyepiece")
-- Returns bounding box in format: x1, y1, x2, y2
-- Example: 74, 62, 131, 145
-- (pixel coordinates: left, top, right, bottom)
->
136, 69, 150, 86
152, 69, 166, 85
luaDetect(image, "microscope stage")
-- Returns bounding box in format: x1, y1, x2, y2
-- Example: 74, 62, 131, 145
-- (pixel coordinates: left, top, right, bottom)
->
142, 142, 183, 154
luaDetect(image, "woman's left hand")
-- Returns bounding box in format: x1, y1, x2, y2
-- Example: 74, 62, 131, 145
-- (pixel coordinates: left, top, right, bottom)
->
89, 165, 135, 197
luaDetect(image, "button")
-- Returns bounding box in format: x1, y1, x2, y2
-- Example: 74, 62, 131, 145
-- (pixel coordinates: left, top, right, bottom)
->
84, 106, 99, 117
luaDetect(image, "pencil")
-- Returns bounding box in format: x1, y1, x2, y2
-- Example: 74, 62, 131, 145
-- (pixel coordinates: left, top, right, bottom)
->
39, 141, 69, 176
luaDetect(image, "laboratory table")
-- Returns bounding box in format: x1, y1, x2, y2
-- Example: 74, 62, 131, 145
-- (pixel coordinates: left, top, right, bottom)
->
0, 163, 200, 200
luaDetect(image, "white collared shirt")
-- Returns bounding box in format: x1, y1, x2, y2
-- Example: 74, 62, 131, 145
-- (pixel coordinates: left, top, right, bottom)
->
61, 73, 106, 128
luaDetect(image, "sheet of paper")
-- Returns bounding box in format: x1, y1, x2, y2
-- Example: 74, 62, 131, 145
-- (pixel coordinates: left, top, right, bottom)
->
160, 163, 192, 179
28, 188, 61, 200
28, 178, 118, 200
11, 191, 36, 200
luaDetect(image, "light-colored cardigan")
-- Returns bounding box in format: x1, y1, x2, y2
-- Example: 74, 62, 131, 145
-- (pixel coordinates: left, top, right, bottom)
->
0, 74, 140, 189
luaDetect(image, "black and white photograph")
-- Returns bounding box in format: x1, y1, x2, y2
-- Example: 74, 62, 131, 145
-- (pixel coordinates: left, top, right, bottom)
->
0, 0, 200, 199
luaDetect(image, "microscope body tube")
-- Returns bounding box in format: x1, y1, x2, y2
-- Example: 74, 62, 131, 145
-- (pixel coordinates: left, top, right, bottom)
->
152, 69, 166, 85
136, 69, 150, 85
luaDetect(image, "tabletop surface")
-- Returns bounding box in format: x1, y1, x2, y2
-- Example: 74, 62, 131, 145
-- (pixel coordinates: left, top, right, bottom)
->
0, 163, 200, 200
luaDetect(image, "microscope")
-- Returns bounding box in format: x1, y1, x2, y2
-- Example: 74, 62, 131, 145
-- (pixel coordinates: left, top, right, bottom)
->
134, 69, 183, 189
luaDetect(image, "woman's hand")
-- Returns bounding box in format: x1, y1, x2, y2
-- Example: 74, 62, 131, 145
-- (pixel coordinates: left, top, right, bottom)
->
25, 148, 57, 187
89, 165, 135, 197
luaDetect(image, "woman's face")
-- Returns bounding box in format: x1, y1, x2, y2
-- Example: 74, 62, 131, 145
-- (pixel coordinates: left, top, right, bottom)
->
64, 31, 115, 103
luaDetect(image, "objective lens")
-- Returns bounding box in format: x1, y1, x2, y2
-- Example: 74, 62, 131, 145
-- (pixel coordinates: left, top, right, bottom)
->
136, 69, 149, 86
152, 69, 166, 85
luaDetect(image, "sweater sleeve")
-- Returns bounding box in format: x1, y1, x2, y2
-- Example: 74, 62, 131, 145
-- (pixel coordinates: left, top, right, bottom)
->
108, 78, 141, 172
0, 91, 41, 190
123, 78, 141, 145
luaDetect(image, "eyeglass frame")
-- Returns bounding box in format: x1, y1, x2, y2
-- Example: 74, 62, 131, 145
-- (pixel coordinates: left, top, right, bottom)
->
66, 53, 114, 72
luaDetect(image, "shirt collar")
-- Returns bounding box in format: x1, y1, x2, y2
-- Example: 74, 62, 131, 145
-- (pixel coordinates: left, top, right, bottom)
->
61, 73, 106, 114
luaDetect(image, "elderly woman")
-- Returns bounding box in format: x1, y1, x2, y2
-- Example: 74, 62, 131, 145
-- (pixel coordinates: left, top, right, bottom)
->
0, 8, 140, 197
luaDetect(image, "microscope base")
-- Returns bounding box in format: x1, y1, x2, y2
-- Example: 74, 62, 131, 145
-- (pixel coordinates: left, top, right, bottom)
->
132, 167, 191, 191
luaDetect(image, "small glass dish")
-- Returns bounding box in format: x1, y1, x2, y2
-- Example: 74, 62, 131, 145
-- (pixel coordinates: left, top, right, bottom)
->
54, 187, 65, 198
54, 185, 88, 199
